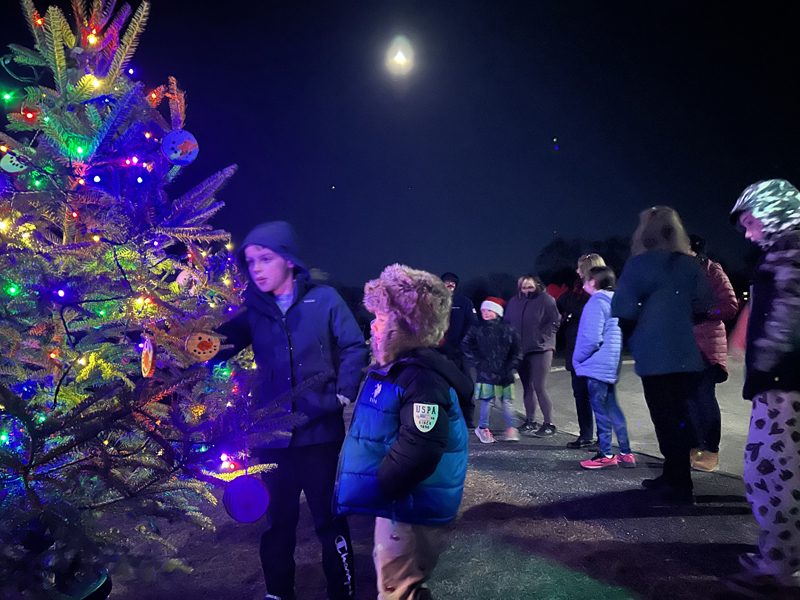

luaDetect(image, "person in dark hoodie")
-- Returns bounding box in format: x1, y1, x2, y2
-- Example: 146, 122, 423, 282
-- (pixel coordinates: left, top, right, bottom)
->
192, 221, 369, 600
335, 264, 471, 600
725, 180, 800, 598
440, 272, 479, 426
504, 274, 561, 437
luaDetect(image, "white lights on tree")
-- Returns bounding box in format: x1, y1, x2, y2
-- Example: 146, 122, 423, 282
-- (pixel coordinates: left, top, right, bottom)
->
386, 35, 414, 76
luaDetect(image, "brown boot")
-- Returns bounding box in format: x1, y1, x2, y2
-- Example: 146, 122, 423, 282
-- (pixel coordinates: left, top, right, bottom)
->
691, 450, 719, 472
689, 448, 702, 469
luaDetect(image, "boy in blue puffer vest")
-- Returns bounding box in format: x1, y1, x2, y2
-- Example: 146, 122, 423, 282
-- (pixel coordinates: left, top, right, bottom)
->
573, 267, 636, 470
334, 264, 472, 600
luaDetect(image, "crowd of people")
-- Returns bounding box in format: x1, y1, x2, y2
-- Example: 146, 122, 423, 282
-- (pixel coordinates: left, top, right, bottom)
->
194, 179, 800, 599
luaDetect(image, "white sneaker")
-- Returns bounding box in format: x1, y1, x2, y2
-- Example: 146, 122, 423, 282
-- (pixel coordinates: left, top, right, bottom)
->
505, 427, 520, 441
474, 427, 496, 443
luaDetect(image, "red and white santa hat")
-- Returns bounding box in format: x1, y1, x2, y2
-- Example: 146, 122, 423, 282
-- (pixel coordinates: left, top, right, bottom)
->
480, 296, 506, 317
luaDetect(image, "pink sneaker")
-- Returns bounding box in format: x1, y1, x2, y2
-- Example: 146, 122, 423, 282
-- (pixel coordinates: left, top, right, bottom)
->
474, 427, 496, 444
618, 453, 636, 468
580, 453, 618, 469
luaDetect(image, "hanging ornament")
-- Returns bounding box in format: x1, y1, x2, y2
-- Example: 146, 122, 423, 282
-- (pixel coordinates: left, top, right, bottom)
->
223, 475, 270, 522
185, 332, 221, 361
0, 153, 26, 174
176, 269, 200, 296
161, 129, 199, 165
141, 336, 156, 377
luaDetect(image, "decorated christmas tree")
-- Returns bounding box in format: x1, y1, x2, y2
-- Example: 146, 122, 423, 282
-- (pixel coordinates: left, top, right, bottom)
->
0, 2, 296, 597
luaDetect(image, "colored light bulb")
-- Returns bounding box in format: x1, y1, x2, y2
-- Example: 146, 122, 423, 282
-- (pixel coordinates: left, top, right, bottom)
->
22, 232, 29, 239
99, 310, 105, 316
220, 453, 228, 461
93, 175, 101, 182
76, 146, 84, 154
49, 352, 56, 359
128, 68, 134, 75
72, 211, 78, 218
131, 156, 139, 164
78, 358, 86, 365
150, 92, 156, 99
88, 34, 97, 44
93, 235, 100, 242
2, 93, 10, 101
25, 112, 34, 119
34, 180, 41, 187
125, 159, 131, 165
57, 290, 65, 297
137, 177, 143, 183
0, 222, 6, 229
144, 132, 151, 139
78, 178, 85, 184
35, 18, 43, 25
0, 433, 7, 443
8, 286, 17, 295
0, 146, 7, 152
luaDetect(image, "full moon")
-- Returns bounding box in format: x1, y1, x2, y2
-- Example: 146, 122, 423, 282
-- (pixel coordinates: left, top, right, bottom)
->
386, 36, 414, 76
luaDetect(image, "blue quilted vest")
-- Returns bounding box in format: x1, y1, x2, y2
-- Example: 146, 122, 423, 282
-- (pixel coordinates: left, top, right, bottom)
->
334, 372, 468, 525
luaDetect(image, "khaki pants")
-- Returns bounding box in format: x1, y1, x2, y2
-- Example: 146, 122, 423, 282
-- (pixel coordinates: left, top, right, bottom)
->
373, 517, 445, 600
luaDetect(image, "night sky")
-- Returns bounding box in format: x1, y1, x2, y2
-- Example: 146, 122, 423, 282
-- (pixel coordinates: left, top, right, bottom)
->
2, 1, 799, 286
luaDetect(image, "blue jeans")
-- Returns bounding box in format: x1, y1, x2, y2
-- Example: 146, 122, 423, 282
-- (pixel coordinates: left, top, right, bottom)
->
477, 384, 516, 429
587, 378, 631, 456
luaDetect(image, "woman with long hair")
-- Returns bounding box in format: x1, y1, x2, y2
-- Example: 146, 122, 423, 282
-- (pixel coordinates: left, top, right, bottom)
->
558, 253, 607, 449
503, 274, 561, 436
612, 207, 715, 503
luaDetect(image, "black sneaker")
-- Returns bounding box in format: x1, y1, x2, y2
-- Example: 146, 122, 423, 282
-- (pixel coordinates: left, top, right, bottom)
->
519, 420, 538, 432
641, 474, 669, 490
533, 423, 557, 437
566, 438, 593, 449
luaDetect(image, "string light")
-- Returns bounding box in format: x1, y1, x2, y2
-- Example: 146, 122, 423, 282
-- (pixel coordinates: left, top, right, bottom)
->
78, 358, 86, 365
0, 222, 6, 230
128, 68, 134, 75
34, 180, 41, 187
99, 309, 105, 316
25, 112, 34, 119
49, 352, 57, 359
22, 232, 30, 239
76, 146, 84, 154
35, 18, 43, 26
91, 78, 100, 88
71, 211, 78, 218
2, 93, 11, 101
93, 235, 100, 242
125, 159, 131, 165
78, 178, 85, 185
87, 34, 97, 44
137, 177, 143, 183
150, 92, 157, 99
0, 146, 7, 152
7, 286, 17, 295
226, 243, 233, 250
93, 175, 101, 182
144, 132, 151, 139
57, 290, 65, 297
131, 156, 138, 164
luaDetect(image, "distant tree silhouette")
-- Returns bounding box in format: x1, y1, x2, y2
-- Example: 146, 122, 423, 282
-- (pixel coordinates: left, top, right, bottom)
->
461, 272, 519, 313
535, 236, 631, 284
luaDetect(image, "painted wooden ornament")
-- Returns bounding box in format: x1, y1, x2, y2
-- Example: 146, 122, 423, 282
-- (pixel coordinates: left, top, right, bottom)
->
185, 333, 221, 361
176, 270, 200, 296
141, 336, 155, 377
0, 153, 27, 174
223, 475, 269, 523
161, 129, 199, 165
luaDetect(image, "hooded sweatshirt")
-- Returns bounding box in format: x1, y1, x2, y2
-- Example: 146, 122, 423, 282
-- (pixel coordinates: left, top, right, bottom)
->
503, 290, 561, 353
215, 222, 369, 447
334, 347, 472, 525
730, 179, 800, 399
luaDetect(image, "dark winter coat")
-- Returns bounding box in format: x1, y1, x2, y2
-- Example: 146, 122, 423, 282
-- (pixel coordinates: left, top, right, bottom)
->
461, 320, 523, 386
503, 291, 561, 354
334, 347, 472, 526
442, 294, 479, 359
214, 275, 369, 448
744, 230, 800, 399
611, 251, 715, 377
693, 260, 738, 375
557, 282, 590, 372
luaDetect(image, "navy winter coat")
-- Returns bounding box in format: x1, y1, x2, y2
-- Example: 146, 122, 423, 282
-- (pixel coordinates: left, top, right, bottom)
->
334, 347, 472, 526
573, 290, 622, 384
461, 320, 523, 386
442, 294, 479, 359
611, 251, 715, 377
214, 275, 369, 448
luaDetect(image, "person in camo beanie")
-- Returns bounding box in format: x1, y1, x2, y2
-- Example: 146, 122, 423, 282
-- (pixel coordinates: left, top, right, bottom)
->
725, 179, 800, 598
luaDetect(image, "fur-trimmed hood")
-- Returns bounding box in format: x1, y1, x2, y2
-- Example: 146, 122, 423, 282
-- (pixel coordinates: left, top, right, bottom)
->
364, 264, 451, 365
730, 179, 800, 248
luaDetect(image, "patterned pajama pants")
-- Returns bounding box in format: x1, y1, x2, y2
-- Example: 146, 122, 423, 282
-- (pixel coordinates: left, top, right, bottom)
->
743, 390, 800, 587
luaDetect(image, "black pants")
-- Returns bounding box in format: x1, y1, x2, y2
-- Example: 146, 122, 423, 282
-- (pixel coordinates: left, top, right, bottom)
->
570, 371, 594, 440
258, 442, 355, 600
640, 372, 699, 491
686, 365, 722, 453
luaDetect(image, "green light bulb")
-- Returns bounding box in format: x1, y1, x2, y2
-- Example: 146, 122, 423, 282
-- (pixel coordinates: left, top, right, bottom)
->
76, 146, 83, 154
34, 180, 41, 187
0, 433, 8, 443
2, 93, 11, 101
99, 309, 106, 316
8, 286, 17, 295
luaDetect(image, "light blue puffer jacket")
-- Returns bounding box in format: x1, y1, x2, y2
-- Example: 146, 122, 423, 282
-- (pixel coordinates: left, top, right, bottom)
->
573, 290, 622, 384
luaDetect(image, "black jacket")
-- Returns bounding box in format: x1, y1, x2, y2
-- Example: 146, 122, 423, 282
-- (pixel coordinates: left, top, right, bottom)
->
214, 275, 369, 448
744, 230, 800, 399
557, 283, 590, 372
461, 320, 523, 386
503, 291, 561, 353
442, 294, 478, 358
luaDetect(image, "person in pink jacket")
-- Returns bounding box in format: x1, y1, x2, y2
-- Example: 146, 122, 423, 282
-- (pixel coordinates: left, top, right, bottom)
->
687, 235, 739, 471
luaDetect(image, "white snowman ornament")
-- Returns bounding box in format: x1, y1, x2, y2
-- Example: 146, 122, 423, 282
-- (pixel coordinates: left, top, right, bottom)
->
0, 153, 26, 174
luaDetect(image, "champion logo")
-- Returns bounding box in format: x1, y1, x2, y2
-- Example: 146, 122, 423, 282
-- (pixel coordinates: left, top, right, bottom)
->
335, 535, 354, 596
